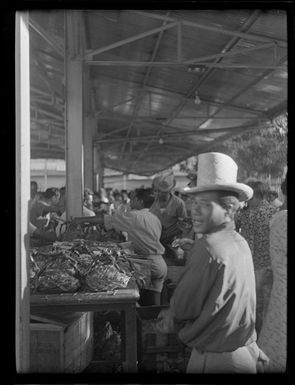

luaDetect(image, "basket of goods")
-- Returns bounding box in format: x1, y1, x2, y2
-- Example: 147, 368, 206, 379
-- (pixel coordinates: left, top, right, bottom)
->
30, 239, 149, 294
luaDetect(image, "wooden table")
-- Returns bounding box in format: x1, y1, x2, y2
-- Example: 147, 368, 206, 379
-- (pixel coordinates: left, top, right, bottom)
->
30, 289, 140, 372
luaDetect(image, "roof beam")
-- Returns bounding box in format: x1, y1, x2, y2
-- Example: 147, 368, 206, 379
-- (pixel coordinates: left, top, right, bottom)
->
94, 120, 269, 144
85, 21, 178, 60
184, 42, 276, 65
31, 106, 64, 121
97, 113, 260, 122
29, 17, 64, 57
133, 11, 287, 48
86, 60, 285, 69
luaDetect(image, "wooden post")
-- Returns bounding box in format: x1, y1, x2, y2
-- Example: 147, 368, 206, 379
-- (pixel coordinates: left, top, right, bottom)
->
93, 145, 104, 189
15, 11, 31, 372
65, 11, 83, 218
83, 116, 96, 191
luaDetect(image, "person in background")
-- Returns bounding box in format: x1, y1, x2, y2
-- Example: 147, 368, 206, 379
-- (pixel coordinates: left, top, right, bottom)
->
120, 189, 131, 212
73, 188, 167, 306
30, 187, 60, 229
83, 188, 96, 217
109, 190, 124, 214
156, 152, 269, 373
258, 174, 287, 372
238, 180, 277, 337
29, 181, 40, 210
266, 189, 283, 210
150, 170, 187, 265
31, 180, 38, 199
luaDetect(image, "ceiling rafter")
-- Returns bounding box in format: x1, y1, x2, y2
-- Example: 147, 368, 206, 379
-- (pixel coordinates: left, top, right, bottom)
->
97, 113, 260, 122
84, 21, 178, 60
29, 17, 64, 57
86, 61, 284, 69
31, 105, 64, 121
184, 41, 276, 65
133, 10, 287, 48
94, 120, 269, 145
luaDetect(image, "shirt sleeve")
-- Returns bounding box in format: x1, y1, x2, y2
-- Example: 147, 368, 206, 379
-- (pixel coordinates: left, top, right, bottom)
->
104, 212, 133, 233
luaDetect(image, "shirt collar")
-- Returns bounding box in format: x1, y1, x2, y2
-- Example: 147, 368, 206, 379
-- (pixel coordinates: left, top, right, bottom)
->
204, 221, 236, 235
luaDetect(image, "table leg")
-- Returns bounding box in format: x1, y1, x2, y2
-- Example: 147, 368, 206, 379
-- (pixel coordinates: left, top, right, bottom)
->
123, 304, 138, 372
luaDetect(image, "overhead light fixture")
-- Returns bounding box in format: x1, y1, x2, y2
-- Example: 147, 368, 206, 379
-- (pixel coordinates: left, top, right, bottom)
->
188, 65, 206, 74
194, 91, 201, 105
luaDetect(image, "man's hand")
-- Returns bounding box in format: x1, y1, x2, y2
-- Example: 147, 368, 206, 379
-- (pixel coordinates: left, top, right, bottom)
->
256, 348, 270, 373
155, 308, 175, 334
172, 237, 194, 250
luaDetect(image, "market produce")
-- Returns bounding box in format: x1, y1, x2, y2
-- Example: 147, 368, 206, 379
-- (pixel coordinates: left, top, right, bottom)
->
30, 239, 148, 294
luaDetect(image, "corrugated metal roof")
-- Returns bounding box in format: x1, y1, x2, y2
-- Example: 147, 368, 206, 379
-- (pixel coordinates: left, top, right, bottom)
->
28, 9, 287, 176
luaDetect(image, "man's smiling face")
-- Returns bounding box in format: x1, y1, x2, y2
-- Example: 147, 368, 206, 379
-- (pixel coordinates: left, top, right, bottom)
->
191, 191, 229, 234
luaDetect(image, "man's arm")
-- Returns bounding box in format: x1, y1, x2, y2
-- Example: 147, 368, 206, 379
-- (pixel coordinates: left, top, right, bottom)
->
73, 212, 105, 226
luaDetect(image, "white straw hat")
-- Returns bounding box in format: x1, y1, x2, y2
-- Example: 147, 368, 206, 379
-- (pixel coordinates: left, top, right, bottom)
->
182, 152, 253, 202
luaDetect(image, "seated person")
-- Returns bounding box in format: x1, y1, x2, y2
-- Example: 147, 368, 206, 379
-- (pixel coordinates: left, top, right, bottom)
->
30, 187, 60, 229
73, 188, 167, 306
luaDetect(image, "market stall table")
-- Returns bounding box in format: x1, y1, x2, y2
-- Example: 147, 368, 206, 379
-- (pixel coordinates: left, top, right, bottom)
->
30, 288, 140, 372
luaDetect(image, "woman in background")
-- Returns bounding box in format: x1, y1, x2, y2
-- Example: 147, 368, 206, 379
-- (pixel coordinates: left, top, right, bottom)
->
258, 174, 287, 372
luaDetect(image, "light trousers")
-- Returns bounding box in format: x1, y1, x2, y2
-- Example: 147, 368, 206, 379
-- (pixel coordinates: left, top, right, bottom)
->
186, 342, 260, 373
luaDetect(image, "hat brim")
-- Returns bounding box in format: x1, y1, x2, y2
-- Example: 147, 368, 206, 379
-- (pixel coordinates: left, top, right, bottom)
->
181, 183, 253, 202
155, 179, 176, 192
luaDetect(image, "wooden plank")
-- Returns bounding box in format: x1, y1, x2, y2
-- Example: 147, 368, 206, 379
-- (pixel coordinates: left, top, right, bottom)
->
15, 11, 31, 373
30, 315, 68, 328
123, 303, 138, 372
31, 289, 140, 307
65, 12, 83, 219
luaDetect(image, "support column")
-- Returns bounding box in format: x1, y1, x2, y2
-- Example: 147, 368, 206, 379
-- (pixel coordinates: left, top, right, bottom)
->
93, 145, 105, 190
15, 11, 30, 373
83, 116, 96, 191
65, 11, 83, 218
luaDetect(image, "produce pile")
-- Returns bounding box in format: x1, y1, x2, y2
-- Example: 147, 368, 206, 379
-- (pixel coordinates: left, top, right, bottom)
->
30, 239, 147, 294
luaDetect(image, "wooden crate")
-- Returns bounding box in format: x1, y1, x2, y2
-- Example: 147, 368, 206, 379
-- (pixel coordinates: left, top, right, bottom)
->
30, 311, 93, 373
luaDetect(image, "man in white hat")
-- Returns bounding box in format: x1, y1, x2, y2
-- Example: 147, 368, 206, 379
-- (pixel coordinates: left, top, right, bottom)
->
150, 169, 187, 263
156, 152, 269, 373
